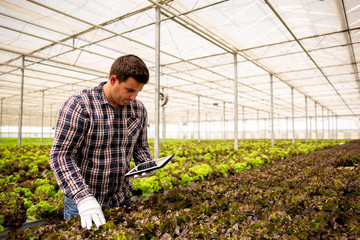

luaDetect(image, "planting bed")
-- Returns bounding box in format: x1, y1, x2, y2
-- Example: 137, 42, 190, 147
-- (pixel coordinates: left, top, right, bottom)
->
1, 139, 360, 239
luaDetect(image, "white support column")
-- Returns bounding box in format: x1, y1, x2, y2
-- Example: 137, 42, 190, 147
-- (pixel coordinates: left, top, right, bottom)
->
18, 56, 25, 148
268, 113, 271, 140
257, 110, 259, 140
334, 113, 336, 139
234, 53, 238, 150
315, 102, 318, 142
29, 107, 33, 135
162, 106, 166, 144
7, 119, 9, 138
270, 74, 274, 146
154, 3, 161, 158
291, 87, 295, 144
309, 116, 312, 139
206, 113, 208, 139
49, 104, 53, 143
0, 99, 3, 142
305, 96, 308, 143
41, 90, 44, 144
336, 115, 338, 140
223, 102, 226, 142
321, 106, 325, 140
327, 110, 330, 139
197, 95, 200, 143
187, 110, 189, 139
331, 113, 334, 139
242, 106, 245, 141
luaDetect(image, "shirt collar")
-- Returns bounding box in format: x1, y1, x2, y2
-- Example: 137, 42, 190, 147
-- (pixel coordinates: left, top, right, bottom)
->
95, 81, 110, 106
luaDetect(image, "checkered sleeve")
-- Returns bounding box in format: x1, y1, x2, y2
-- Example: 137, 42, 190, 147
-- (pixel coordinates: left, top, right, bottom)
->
49, 96, 92, 204
132, 103, 153, 165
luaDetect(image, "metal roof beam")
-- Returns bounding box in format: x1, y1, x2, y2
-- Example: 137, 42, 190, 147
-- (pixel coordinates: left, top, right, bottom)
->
338, 0, 360, 95
264, 0, 355, 116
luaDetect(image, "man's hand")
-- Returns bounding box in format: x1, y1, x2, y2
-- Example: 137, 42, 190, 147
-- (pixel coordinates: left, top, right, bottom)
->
77, 196, 106, 229
134, 170, 156, 178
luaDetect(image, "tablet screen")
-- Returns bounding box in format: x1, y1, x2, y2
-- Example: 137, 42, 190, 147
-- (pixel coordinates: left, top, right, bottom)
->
125, 155, 174, 177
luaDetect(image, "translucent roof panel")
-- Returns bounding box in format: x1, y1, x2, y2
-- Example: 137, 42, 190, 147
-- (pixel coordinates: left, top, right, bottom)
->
0, 0, 359, 130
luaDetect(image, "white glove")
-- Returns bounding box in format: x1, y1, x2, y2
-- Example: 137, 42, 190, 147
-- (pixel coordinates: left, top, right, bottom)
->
134, 170, 156, 178
77, 196, 106, 229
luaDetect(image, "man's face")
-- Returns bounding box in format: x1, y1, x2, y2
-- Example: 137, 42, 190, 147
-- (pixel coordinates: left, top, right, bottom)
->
110, 76, 145, 107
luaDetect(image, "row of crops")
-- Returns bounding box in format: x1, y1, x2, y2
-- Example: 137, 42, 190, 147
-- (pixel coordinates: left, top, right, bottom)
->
1, 138, 359, 239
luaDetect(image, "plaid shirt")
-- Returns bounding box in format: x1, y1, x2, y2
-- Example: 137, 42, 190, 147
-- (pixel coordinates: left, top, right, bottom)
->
49, 82, 152, 207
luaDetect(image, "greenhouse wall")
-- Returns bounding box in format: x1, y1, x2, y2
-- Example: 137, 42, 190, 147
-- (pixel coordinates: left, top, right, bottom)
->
147, 129, 359, 140
0, 118, 358, 141
1, 129, 359, 141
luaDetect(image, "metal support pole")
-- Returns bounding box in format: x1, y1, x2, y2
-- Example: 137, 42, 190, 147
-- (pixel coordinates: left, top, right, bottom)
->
270, 74, 274, 146
309, 116, 312, 139
187, 110, 189, 139
242, 106, 245, 141
291, 87, 295, 144
0, 99, 3, 142
321, 106, 325, 140
305, 96, 308, 143
332, 113, 335, 139
49, 104, 52, 143
336, 115, 338, 140
41, 90, 44, 144
268, 113, 271, 140
29, 107, 33, 136
257, 109, 259, 140
197, 95, 200, 143
162, 106, 166, 144
234, 53, 238, 150
18, 56, 25, 148
206, 113, 208, 139
223, 102, 226, 142
315, 102, 318, 142
327, 110, 330, 139
331, 113, 334, 139
154, 3, 161, 158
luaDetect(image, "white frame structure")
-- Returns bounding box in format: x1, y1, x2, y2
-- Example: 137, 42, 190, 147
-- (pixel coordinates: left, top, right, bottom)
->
0, 0, 359, 149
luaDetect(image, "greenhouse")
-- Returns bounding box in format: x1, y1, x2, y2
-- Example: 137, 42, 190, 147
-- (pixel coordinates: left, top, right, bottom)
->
0, 0, 360, 239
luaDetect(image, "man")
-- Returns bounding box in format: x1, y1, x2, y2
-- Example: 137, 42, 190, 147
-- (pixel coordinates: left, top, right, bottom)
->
49, 54, 153, 229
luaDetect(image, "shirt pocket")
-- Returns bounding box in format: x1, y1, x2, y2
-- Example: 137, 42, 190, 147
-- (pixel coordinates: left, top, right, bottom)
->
127, 117, 142, 139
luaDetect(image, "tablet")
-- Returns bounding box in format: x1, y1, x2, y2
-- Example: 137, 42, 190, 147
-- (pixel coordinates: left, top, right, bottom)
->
125, 155, 174, 177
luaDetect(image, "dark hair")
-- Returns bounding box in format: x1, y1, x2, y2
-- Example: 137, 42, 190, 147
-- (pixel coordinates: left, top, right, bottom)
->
110, 54, 149, 84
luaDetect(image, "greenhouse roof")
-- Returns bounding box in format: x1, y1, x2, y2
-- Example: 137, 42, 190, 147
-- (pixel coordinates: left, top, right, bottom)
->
0, 0, 359, 128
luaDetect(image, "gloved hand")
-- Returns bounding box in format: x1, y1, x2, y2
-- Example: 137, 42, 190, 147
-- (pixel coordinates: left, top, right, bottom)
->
134, 170, 156, 178
77, 196, 106, 229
